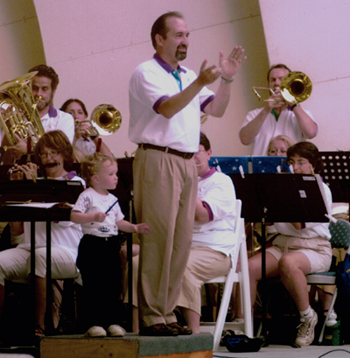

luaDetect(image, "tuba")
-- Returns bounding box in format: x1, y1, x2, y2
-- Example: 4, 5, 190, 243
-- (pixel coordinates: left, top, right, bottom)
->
90, 104, 122, 136
252, 71, 312, 104
0, 71, 45, 148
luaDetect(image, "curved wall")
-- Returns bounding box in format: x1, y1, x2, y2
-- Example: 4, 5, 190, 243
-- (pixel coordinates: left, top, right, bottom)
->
32, 0, 268, 157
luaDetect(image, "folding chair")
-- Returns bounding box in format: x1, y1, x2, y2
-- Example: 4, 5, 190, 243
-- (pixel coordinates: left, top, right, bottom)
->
200, 199, 253, 351
306, 218, 350, 344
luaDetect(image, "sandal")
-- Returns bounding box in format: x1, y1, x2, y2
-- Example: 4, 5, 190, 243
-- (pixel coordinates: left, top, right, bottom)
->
35, 325, 45, 338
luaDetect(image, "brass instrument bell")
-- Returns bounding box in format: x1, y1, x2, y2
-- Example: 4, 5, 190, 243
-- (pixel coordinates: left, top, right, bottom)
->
252, 71, 312, 104
0, 71, 45, 148
280, 71, 312, 104
90, 104, 122, 136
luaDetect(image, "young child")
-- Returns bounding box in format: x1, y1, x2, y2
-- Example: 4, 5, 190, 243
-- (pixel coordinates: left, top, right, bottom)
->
71, 153, 151, 337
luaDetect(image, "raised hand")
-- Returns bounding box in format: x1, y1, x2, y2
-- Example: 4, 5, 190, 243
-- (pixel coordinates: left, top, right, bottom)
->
196, 60, 221, 86
220, 46, 247, 80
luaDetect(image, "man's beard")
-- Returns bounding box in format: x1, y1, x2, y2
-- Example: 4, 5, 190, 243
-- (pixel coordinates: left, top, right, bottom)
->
175, 45, 187, 61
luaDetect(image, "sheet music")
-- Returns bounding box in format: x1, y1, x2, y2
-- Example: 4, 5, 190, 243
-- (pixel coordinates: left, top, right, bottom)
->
6, 202, 59, 208
314, 174, 332, 217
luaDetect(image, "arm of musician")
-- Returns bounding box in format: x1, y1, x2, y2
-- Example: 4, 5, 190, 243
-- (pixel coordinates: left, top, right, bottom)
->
9, 222, 24, 236
195, 197, 210, 223
157, 67, 215, 119
93, 138, 113, 157
70, 210, 107, 224
11, 162, 38, 181
204, 47, 247, 117
239, 106, 271, 145
117, 220, 151, 234
6, 135, 27, 159
293, 106, 318, 139
291, 222, 303, 230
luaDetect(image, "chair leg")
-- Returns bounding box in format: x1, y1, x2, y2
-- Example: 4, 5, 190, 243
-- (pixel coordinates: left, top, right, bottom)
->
240, 239, 253, 338
212, 272, 235, 351
318, 288, 337, 344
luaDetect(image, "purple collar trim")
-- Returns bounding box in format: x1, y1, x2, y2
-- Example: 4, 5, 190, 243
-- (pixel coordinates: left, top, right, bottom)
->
200, 167, 216, 180
48, 105, 58, 117
153, 53, 186, 74
63, 171, 77, 180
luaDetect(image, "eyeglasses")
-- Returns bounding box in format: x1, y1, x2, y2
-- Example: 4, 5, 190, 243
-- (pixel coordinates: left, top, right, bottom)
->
194, 149, 207, 155
39, 150, 60, 159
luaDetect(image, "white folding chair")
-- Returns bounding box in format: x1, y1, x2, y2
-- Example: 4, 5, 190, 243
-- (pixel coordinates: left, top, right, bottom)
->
200, 199, 253, 351
306, 218, 350, 344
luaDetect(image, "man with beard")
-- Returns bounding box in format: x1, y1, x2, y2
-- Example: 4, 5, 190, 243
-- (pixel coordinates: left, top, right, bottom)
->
5, 65, 74, 160
129, 11, 246, 336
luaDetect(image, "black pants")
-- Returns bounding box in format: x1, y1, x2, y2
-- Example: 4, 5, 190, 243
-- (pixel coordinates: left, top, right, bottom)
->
76, 234, 122, 330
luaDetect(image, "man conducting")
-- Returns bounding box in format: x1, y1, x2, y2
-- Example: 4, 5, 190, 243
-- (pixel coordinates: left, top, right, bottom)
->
128, 11, 246, 336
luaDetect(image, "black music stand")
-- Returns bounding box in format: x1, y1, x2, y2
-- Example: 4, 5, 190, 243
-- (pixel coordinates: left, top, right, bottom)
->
0, 180, 84, 340
110, 157, 134, 332
320, 151, 350, 205
228, 173, 329, 338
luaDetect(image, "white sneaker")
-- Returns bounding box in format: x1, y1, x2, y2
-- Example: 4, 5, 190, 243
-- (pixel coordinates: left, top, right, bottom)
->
295, 309, 318, 346
85, 326, 107, 337
107, 324, 126, 337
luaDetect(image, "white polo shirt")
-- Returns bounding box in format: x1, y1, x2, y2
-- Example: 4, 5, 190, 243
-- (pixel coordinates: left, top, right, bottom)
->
240, 107, 317, 155
129, 55, 214, 153
41, 105, 75, 143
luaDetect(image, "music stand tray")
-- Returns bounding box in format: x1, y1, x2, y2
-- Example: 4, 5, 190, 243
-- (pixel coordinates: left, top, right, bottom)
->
251, 156, 289, 174
209, 156, 249, 174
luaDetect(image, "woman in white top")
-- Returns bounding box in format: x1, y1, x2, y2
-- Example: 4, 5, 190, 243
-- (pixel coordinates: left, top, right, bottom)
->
60, 99, 113, 158
246, 141, 332, 347
0, 130, 85, 338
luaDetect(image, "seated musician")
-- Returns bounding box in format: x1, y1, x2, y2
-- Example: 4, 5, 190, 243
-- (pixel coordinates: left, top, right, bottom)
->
236, 141, 332, 347
0, 130, 84, 339
267, 135, 294, 157
3, 65, 75, 164
125, 132, 238, 334
60, 99, 113, 158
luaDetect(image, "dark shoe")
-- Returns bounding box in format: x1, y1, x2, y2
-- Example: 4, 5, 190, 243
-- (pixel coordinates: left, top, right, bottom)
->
139, 323, 179, 336
167, 322, 192, 335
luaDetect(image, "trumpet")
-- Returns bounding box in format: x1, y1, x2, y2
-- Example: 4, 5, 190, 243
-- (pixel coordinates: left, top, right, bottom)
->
252, 71, 312, 104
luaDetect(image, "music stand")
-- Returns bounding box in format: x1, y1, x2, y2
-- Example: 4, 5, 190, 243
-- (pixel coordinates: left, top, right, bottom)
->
110, 157, 134, 332
209, 156, 249, 174
228, 173, 329, 337
0, 180, 84, 339
251, 156, 289, 174
320, 151, 350, 206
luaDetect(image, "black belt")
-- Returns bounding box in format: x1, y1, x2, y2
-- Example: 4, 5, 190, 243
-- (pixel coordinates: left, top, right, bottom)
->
138, 143, 194, 159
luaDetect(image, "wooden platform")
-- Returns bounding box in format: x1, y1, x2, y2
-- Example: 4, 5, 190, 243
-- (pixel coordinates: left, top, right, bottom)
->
40, 333, 213, 358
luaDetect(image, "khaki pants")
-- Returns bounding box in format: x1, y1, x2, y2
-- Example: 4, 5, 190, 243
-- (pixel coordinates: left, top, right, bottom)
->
133, 147, 197, 327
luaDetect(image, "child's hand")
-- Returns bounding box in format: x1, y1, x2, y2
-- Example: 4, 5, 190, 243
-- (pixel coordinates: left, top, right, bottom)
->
94, 212, 107, 222
135, 223, 151, 234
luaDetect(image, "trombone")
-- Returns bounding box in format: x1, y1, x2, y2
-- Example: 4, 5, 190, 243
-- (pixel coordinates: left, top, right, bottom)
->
252, 71, 312, 104
75, 103, 122, 138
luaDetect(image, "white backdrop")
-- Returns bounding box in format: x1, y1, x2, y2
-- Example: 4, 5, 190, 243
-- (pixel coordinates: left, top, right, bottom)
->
2, 0, 348, 156
31, 0, 268, 157
260, 0, 350, 151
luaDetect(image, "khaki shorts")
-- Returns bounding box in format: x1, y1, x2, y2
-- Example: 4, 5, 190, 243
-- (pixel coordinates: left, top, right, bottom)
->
267, 235, 332, 274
